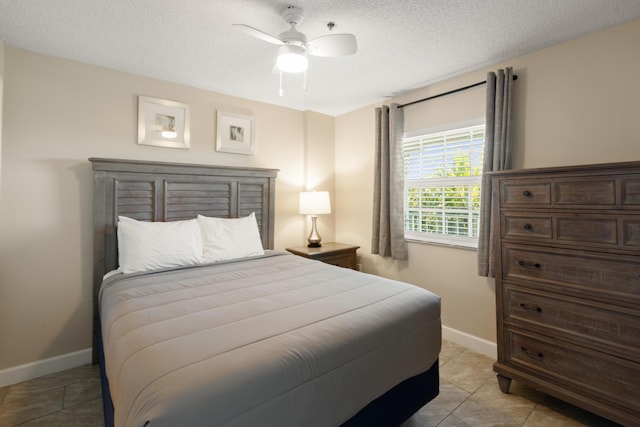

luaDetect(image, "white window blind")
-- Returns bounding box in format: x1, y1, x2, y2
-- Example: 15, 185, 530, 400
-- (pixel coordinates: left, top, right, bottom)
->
403, 124, 485, 248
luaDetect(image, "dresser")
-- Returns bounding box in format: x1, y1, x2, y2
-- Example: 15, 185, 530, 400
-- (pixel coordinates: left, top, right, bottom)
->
286, 242, 359, 270
490, 162, 640, 426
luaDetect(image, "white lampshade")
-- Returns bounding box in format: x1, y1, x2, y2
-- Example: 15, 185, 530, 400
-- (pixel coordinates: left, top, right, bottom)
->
299, 191, 331, 215
277, 45, 308, 73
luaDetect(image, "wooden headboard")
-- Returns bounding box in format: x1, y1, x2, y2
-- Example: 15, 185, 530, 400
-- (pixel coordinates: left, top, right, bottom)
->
89, 157, 279, 361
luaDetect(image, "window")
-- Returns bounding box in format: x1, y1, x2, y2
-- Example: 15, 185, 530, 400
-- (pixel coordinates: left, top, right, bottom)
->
403, 124, 485, 248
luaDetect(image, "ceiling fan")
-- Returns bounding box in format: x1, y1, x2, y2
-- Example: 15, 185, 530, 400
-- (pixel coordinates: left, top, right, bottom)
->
233, 5, 357, 93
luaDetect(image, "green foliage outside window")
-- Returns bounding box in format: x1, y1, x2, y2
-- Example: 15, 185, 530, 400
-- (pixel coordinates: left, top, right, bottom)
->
403, 125, 484, 241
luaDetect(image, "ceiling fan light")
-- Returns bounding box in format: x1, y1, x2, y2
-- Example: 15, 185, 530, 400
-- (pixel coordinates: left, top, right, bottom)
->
277, 45, 308, 73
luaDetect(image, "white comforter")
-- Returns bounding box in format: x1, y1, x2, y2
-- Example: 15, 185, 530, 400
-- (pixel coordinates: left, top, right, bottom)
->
100, 252, 441, 427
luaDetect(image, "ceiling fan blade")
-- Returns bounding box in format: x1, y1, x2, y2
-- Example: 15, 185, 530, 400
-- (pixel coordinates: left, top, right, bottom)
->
232, 24, 284, 46
307, 33, 357, 57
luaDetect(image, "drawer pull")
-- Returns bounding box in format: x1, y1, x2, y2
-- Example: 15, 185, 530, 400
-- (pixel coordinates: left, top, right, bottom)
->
521, 346, 544, 360
522, 190, 533, 197
519, 303, 542, 313
523, 223, 532, 231
518, 260, 541, 270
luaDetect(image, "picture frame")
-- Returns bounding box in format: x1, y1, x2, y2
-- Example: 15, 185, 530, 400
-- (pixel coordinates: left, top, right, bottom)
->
138, 96, 190, 149
216, 111, 255, 155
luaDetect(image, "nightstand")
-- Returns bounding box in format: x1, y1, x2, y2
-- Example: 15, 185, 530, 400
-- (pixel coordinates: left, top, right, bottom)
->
286, 242, 360, 270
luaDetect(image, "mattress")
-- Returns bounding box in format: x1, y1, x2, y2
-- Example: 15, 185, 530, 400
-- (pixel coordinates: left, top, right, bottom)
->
100, 252, 441, 427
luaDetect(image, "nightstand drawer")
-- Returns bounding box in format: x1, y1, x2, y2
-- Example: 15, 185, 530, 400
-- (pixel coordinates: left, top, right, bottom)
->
318, 253, 357, 269
286, 242, 360, 270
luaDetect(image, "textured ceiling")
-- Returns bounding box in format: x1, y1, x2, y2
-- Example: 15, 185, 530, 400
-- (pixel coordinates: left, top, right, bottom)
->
2, 0, 640, 116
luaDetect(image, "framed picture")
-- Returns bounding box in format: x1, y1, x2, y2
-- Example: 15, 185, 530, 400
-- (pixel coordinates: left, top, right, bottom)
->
138, 96, 190, 149
216, 111, 255, 155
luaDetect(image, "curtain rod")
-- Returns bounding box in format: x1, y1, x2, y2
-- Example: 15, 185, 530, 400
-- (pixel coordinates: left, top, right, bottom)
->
397, 75, 518, 109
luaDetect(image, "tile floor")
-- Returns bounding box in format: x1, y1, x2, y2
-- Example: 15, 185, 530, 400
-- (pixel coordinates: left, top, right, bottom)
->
0, 340, 621, 426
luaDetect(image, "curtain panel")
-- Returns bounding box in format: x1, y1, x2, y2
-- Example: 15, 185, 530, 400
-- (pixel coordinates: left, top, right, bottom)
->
372, 104, 407, 260
477, 67, 514, 277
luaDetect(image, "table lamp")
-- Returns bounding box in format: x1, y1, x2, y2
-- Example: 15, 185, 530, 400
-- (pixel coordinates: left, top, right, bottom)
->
299, 191, 331, 247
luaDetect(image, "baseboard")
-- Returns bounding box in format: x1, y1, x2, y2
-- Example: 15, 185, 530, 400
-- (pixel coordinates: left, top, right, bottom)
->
442, 325, 497, 359
0, 348, 92, 387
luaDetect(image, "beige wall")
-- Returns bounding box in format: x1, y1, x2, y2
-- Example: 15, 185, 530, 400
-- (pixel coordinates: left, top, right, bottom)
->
335, 18, 640, 344
302, 111, 335, 242
0, 40, 4, 196
0, 48, 332, 370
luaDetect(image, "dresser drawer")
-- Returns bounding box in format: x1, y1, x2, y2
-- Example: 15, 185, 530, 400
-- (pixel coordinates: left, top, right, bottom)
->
623, 218, 640, 246
554, 178, 615, 205
621, 175, 640, 205
500, 181, 551, 206
502, 244, 640, 305
556, 215, 618, 245
504, 329, 640, 413
499, 176, 624, 208
504, 286, 640, 360
502, 212, 640, 251
501, 213, 553, 240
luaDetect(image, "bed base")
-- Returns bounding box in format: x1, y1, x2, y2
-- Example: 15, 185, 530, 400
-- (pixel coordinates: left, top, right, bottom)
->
342, 362, 439, 426
98, 325, 115, 427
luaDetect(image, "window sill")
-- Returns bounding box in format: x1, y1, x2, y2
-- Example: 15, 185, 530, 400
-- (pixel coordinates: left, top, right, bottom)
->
404, 235, 478, 251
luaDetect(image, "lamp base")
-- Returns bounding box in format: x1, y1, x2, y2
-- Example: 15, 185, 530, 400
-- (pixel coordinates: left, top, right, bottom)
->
307, 215, 322, 248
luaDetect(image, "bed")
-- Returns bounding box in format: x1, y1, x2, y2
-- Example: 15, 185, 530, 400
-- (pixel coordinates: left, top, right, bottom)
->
90, 158, 441, 427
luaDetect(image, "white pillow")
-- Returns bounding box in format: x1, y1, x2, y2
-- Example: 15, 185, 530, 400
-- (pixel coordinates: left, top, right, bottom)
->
117, 216, 203, 274
197, 213, 264, 263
